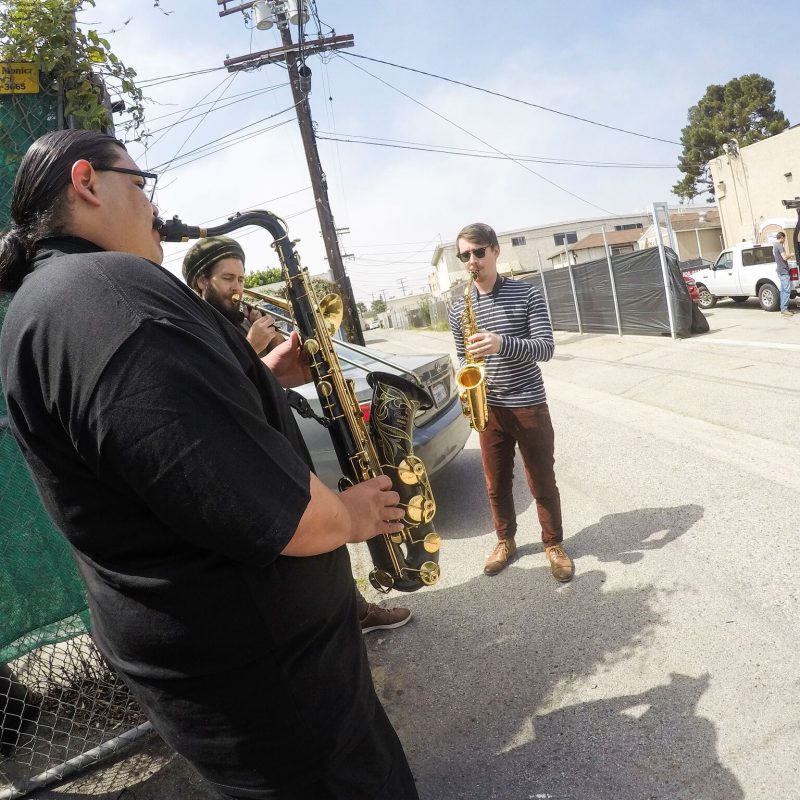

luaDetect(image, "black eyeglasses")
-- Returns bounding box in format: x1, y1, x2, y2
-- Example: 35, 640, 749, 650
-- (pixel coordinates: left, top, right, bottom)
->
94, 165, 158, 201
456, 245, 493, 263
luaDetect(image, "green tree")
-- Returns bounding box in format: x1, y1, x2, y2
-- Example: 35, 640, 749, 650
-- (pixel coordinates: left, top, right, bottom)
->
0, 0, 146, 137
673, 74, 788, 201
244, 268, 282, 288
371, 298, 387, 314
356, 301, 367, 317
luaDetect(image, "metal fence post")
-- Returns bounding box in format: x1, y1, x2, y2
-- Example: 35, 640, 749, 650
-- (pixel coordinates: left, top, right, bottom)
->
601, 225, 623, 336
536, 251, 552, 322
566, 262, 583, 335
652, 202, 676, 339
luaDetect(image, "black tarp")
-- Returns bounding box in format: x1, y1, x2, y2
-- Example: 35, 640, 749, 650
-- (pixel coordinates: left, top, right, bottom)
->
521, 246, 693, 337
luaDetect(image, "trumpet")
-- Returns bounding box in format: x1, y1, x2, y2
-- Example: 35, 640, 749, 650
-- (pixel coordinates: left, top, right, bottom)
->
230, 289, 286, 355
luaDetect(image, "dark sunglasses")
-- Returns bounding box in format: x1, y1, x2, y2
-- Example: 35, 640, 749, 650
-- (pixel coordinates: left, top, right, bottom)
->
94, 165, 159, 201
456, 245, 493, 263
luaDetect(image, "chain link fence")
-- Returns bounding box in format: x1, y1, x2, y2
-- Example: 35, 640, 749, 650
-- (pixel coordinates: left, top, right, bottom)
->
0, 90, 60, 230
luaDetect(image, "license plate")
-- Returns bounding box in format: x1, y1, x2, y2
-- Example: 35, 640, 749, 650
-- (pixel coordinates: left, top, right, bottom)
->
431, 380, 447, 407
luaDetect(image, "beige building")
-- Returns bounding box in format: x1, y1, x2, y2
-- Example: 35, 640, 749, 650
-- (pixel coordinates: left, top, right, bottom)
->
385, 292, 429, 329
548, 229, 641, 268
709, 124, 800, 248
546, 208, 724, 269
638, 207, 724, 263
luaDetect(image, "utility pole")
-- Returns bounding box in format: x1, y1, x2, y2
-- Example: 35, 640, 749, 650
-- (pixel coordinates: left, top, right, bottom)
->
218, 0, 364, 345
398, 277, 408, 297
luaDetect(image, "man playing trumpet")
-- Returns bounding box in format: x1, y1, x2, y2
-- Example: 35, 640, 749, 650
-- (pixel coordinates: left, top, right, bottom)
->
181, 235, 284, 357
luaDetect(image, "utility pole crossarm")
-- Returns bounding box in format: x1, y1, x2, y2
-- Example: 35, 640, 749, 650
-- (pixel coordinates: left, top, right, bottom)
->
224, 34, 354, 72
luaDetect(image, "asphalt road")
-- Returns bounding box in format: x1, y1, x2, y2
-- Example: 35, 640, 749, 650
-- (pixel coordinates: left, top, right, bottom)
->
28, 299, 800, 799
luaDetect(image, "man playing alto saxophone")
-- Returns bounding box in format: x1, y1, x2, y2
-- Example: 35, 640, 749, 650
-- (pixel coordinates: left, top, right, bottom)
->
448, 223, 574, 582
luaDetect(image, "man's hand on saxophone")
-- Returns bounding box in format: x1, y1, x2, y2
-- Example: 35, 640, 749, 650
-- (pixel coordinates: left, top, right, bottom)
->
282, 474, 404, 556
466, 330, 502, 358
339, 475, 405, 541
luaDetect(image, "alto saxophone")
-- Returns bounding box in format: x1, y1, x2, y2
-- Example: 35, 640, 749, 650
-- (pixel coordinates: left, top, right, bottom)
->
159, 211, 440, 593
455, 274, 489, 432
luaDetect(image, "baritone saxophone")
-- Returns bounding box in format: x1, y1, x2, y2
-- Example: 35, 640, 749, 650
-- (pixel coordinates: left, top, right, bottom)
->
455, 274, 489, 432
159, 210, 440, 593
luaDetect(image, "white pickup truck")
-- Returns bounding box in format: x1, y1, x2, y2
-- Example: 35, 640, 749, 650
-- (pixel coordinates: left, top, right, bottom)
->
691, 242, 799, 311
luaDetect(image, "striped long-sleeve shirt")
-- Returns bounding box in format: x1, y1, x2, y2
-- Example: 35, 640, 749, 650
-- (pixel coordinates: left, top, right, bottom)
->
448, 277, 554, 407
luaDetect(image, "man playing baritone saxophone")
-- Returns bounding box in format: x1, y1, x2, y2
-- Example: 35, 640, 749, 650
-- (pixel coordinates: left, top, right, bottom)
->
448, 222, 574, 582
0, 130, 419, 799
181, 236, 412, 635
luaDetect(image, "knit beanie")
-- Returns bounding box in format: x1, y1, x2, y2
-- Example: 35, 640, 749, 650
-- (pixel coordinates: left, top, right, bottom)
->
181, 236, 245, 290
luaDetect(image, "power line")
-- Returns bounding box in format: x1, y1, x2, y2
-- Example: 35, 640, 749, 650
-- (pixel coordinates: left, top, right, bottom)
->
337, 55, 615, 216
127, 83, 289, 133
152, 107, 299, 173
317, 133, 675, 169
136, 65, 227, 88
341, 52, 680, 146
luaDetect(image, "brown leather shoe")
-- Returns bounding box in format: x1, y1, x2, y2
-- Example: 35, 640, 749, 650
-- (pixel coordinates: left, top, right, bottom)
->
484, 538, 517, 575
545, 545, 574, 582
359, 603, 412, 634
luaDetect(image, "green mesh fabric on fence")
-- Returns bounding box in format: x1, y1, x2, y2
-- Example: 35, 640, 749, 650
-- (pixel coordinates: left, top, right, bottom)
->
0, 87, 60, 230
0, 293, 90, 664
0, 95, 90, 663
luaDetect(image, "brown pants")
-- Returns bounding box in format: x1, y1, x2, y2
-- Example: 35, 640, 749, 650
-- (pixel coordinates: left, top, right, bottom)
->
479, 403, 563, 546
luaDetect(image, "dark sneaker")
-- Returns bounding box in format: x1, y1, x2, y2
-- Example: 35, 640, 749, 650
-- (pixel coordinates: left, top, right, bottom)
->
484, 538, 517, 576
545, 545, 574, 582
359, 603, 412, 634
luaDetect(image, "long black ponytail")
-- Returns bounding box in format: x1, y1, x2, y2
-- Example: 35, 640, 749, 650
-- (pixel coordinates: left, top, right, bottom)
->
0, 130, 126, 292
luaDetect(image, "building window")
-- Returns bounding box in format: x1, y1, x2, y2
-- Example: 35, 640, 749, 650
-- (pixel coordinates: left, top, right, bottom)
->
511, 236, 526, 247
554, 231, 577, 246
614, 223, 643, 231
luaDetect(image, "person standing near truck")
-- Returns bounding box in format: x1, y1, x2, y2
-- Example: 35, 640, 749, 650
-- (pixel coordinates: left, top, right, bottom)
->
773, 232, 793, 317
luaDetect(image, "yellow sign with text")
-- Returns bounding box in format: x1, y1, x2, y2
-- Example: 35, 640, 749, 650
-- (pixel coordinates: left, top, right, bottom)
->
0, 63, 39, 94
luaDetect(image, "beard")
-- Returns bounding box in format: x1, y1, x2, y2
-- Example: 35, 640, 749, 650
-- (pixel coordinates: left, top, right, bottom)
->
204, 287, 244, 325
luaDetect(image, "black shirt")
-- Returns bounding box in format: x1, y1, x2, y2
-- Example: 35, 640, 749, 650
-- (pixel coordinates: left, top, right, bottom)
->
0, 238, 374, 786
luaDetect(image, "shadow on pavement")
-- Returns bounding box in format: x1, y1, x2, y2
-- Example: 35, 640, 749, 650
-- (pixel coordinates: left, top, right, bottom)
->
30, 505, 728, 800
367, 503, 736, 800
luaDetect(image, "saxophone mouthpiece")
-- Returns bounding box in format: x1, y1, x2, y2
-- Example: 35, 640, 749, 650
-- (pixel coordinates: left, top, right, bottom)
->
231, 294, 241, 303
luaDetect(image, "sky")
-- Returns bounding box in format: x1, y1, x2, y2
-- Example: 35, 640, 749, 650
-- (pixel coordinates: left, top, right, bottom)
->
82, 0, 800, 304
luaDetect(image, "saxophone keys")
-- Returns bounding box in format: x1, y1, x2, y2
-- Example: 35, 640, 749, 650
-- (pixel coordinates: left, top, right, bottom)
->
423, 531, 441, 554
389, 531, 405, 545
405, 495, 426, 523
317, 380, 333, 397
397, 456, 426, 485
405, 494, 436, 525
369, 568, 394, 594
419, 561, 440, 586
303, 338, 320, 356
